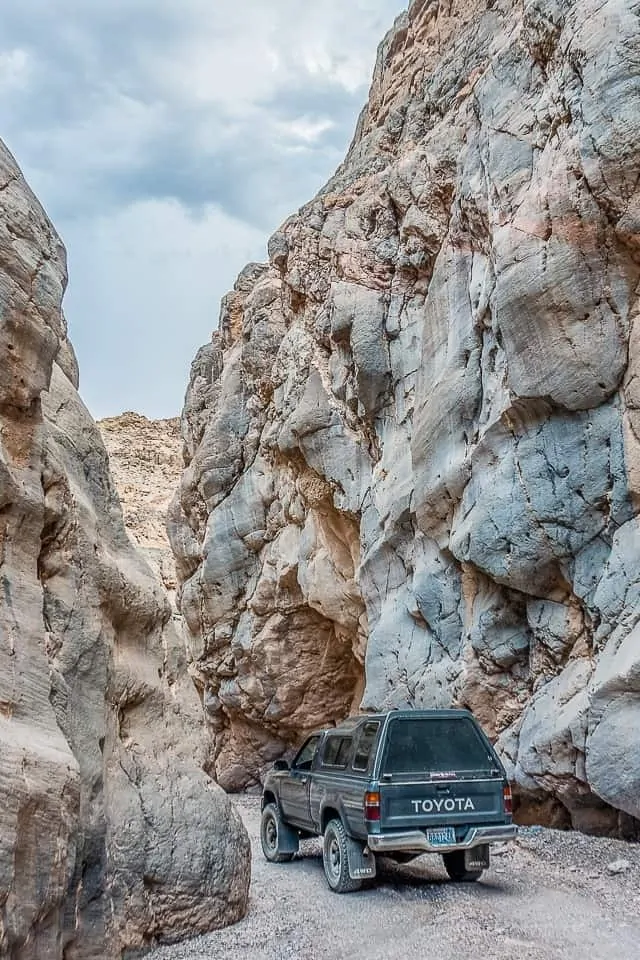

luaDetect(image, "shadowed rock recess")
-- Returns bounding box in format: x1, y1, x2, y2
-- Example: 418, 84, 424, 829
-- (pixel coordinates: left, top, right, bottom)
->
170, 0, 640, 834
0, 141, 250, 958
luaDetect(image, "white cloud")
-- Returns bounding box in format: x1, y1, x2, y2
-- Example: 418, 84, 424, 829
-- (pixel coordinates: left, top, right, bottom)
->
63, 199, 266, 418
0, 48, 31, 90
1, 0, 407, 417
275, 116, 336, 144
144, 0, 401, 107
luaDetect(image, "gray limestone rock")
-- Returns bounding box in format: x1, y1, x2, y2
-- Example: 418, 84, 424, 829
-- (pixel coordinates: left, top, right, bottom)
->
170, 0, 640, 836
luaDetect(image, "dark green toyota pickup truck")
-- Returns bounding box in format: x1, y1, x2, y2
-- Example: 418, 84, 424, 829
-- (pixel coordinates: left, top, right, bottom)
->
261, 709, 516, 892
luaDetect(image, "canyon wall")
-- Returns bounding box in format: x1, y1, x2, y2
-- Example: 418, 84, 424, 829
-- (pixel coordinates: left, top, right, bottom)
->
99, 412, 183, 610
170, 0, 640, 835
0, 142, 249, 958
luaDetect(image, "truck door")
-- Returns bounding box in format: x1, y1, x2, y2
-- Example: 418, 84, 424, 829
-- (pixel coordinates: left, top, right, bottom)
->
279, 735, 321, 828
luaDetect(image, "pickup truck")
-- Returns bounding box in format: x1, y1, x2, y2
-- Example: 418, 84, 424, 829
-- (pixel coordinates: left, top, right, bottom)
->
260, 709, 516, 892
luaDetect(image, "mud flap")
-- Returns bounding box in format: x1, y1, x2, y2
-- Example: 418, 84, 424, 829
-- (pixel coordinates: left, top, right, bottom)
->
464, 845, 490, 872
277, 816, 300, 856
346, 836, 376, 880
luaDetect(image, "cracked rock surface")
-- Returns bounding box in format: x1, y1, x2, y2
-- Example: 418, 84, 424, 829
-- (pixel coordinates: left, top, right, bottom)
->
170, 0, 640, 834
0, 141, 250, 958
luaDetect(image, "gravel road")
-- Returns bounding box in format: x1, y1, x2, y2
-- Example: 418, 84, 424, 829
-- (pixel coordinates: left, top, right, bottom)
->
145, 796, 640, 960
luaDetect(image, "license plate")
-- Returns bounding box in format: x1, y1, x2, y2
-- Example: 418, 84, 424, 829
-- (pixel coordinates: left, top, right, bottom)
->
426, 827, 456, 847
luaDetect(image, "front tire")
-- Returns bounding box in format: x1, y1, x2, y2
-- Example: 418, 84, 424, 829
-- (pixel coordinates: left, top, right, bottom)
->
442, 850, 484, 882
260, 803, 296, 863
322, 819, 362, 893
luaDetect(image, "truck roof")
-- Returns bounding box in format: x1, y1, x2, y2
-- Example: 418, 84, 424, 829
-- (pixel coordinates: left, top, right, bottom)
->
322, 708, 475, 736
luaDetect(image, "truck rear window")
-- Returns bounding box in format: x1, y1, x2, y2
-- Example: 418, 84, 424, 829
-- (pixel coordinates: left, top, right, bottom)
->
382, 717, 496, 776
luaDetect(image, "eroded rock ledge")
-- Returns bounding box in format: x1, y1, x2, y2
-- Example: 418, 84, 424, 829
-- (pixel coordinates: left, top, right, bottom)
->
170, 0, 640, 836
0, 142, 250, 958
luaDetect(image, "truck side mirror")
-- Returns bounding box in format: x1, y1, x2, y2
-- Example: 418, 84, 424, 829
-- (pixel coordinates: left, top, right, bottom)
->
273, 759, 290, 771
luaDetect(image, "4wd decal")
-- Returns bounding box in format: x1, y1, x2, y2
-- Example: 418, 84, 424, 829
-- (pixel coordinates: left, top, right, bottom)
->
411, 797, 476, 814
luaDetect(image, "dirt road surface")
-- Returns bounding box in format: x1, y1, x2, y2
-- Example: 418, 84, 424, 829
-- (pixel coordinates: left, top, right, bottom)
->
144, 796, 640, 960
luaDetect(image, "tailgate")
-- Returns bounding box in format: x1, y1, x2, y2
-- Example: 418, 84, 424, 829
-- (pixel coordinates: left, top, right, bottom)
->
379, 777, 505, 830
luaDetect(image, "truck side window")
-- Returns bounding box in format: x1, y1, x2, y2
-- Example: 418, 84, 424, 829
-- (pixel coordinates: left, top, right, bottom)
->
352, 721, 380, 772
321, 735, 353, 769
293, 735, 321, 771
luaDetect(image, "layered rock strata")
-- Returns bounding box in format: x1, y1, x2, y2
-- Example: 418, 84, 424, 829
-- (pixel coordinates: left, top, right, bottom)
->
170, 0, 640, 835
99, 412, 183, 608
0, 142, 249, 959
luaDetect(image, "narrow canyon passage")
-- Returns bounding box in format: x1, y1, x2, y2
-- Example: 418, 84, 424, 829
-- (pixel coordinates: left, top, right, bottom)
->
144, 797, 640, 960
3, 0, 640, 954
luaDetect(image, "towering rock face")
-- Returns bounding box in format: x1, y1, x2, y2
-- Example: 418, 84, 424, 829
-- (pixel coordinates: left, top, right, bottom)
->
0, 143, 250, 958
171, 0, 640, 834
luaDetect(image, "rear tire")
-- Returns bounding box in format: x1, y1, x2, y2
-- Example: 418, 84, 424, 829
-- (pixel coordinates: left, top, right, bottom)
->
442, 850, 484, 882
260, 803, 296, 863
322, 819, 363, 893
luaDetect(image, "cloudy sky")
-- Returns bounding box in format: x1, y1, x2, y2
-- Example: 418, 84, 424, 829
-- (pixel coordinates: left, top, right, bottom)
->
1, 0, 406, 419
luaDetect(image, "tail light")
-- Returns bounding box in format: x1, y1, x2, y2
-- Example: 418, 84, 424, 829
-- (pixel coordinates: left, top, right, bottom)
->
503, 783, 513, 815
364, 790, 381, 821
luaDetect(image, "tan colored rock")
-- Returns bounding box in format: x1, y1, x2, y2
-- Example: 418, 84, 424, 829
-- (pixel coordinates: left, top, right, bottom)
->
0, 140, 250, 958
170, 0, 640, 837
98, 412, 182, 606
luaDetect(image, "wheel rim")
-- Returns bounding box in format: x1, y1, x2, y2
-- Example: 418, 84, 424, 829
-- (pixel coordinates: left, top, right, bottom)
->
264, 815, 277, 852
326, 832, 341, 881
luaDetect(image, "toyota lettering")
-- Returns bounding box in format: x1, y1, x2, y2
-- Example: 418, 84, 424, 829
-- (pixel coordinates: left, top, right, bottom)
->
410, 797, 475, 814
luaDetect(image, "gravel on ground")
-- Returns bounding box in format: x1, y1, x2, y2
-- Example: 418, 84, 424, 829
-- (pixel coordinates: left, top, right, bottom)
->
142, 795, 640, 960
